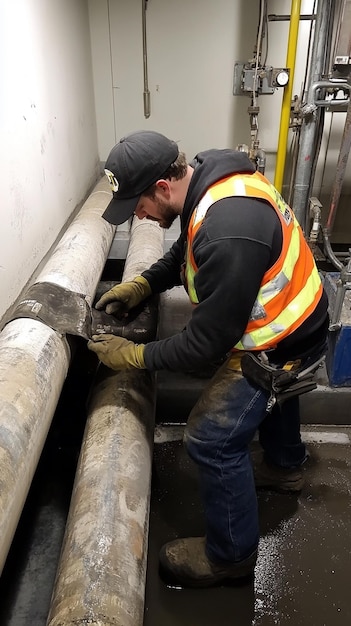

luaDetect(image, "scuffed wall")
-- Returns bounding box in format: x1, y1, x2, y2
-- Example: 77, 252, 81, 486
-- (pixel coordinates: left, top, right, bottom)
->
0, 0, 100, 323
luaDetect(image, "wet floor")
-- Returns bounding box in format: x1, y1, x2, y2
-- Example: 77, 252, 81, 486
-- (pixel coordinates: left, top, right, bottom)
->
0, 338, 351, 625
145, 426, 351, 626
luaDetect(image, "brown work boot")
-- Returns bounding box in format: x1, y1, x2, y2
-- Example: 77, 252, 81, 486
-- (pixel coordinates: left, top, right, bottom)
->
254, 458, 304, 493
159, 536, 257, 588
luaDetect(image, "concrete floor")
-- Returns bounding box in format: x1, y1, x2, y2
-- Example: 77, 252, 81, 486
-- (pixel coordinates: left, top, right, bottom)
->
145, 425, 351, 626
0, 341, 351, 625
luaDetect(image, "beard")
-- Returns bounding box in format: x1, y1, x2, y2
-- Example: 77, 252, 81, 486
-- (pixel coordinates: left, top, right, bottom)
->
154, 198, 180, 229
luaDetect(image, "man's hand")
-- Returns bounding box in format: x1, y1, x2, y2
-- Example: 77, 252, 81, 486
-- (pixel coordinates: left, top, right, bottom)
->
87, 334, 145, 370
95, 276, 152, 316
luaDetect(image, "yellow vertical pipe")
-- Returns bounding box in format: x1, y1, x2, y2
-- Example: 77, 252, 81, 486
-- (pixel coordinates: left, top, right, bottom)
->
274, 0, 302, 193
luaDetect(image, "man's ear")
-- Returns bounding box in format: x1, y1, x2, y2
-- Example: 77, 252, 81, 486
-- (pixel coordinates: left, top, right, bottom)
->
155, 179, 171, 197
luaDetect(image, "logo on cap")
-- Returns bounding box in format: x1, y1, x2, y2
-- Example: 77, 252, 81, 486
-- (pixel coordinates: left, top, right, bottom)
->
105, 169, 119, 192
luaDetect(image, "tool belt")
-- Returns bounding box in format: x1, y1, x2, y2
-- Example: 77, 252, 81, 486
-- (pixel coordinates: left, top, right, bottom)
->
241, 351, 325, 412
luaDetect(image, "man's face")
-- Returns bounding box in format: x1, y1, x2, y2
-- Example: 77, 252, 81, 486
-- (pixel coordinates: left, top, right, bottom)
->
134, 192, 180, 229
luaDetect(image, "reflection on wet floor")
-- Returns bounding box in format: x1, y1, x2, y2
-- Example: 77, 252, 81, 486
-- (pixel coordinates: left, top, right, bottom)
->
144, 427, 351, 626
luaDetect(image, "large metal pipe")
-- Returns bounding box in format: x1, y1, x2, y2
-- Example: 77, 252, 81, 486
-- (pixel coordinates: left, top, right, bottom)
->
47, 217, 164, 626
34, 179, 114, 298
325, 95, 351, 235
10, 179, 115, 339
0, 177, 114, 575
0, 320, 70, 574
292, 0, 333, 229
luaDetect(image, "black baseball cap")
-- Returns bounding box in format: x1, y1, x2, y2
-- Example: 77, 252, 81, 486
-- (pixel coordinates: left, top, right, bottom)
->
102, 130, 179, 225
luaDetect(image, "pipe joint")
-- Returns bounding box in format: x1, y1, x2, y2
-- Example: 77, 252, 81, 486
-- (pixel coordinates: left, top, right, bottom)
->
9, 282, 92, 340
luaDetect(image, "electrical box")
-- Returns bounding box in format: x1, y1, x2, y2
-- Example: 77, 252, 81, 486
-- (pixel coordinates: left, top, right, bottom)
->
233, 62, 289, 95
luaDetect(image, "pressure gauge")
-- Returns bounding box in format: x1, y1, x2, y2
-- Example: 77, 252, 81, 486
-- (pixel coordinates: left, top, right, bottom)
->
276, 70, 289, 86
272, 69, 290, 87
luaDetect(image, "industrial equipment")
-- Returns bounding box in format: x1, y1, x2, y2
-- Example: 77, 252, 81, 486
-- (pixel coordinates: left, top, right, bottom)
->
233, 0, 351, 388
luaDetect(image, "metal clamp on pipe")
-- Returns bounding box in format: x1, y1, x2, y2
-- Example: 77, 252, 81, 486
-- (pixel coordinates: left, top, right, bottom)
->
9, 280, 159, 344
9, 282, 93, 340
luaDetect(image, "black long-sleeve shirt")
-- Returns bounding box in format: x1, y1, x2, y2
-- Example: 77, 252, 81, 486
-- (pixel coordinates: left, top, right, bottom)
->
142, 149, 328, 372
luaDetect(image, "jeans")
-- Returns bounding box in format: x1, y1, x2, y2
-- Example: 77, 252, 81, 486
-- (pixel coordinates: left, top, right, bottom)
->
184, 356, 306, 564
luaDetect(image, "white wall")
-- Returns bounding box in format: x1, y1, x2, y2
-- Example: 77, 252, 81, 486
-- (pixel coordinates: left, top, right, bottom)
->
89, 0, 315, 176
89, 0, 351, 243
0, 0, 100, 324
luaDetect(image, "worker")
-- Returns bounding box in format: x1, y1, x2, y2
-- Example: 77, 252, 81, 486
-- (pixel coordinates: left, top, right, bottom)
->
88, 130, 329, 588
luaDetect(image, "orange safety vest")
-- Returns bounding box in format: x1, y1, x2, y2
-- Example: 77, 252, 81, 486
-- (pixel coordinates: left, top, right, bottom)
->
184, 171, 323, 351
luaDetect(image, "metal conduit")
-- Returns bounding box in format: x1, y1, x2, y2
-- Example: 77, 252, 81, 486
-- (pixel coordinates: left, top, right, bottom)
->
292, 0, 333, 229
0, 177, 114, 575
46, 217, 164, 626
325, 95, 351, 235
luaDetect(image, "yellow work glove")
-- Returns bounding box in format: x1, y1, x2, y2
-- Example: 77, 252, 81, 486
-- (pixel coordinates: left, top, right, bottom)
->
87, 334, 145, 370
95, 276, 152, 316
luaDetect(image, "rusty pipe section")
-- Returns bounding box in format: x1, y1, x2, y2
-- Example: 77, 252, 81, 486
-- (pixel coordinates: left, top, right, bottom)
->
0, 320, 70, 575
0, 176, 114, 575
46, 368, 156, 626
47, 217, 164, 626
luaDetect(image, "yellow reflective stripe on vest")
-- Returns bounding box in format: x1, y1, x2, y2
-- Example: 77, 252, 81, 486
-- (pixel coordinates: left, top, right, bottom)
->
235, 264, 322, 350
185, 192, 215, 303
238, 174, 291, 223
185, 257, 198, 303
259, 219, 300, 305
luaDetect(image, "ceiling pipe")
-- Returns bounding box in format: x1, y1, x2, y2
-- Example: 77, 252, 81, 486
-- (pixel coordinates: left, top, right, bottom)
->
0, 176, 114, 575
46, 217, 164, 626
